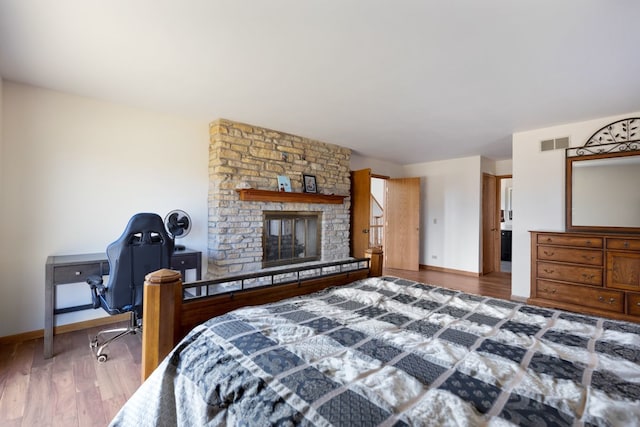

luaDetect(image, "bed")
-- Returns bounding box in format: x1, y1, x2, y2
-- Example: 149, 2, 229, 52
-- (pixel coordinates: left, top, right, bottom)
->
113, 274, 640, 426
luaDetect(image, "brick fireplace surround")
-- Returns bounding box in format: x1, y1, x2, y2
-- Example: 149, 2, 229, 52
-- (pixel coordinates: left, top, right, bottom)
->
207, 119, 351, 277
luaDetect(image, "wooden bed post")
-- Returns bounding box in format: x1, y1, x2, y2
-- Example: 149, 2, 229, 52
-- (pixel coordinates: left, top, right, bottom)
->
141, 268, 182, 381
365, 248, 383, 277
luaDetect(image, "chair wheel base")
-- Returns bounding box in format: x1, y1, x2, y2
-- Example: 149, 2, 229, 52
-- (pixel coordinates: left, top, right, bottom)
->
88, 312, 140, 363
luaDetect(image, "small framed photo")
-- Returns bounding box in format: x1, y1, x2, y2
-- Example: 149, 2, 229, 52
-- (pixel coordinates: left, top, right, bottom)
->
277, 175, 291, 192
303, 174, 317, 193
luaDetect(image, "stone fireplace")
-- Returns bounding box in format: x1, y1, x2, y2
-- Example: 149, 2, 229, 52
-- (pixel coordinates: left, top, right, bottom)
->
207, 119, 351, 277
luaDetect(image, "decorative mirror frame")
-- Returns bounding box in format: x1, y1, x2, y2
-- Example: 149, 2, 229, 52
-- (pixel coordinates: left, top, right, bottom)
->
566, 117, 640, 232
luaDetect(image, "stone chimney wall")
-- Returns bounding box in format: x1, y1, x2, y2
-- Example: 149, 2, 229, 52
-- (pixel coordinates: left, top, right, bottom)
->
208, 119, 351, 277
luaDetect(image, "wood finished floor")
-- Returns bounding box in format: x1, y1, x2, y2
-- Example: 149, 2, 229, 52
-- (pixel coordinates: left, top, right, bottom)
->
0, 269, 510, 426
384, 268, 512, 301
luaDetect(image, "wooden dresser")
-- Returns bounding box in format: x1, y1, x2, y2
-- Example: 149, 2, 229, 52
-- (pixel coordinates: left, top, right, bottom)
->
530, 231, 640, 321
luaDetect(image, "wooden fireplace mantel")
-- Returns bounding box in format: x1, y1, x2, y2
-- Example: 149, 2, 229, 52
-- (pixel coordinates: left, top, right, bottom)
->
235, 189, 347, 204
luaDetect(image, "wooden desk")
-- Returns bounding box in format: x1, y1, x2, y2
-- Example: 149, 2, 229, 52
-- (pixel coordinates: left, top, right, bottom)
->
44, 248, 201, 358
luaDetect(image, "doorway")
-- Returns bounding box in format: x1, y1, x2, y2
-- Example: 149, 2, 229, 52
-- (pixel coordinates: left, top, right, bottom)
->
498, 176, 513, 273
370, 176, 385, 250
351, 170, 389, 257
350, 169, 420, 271
482, 174, 512, 275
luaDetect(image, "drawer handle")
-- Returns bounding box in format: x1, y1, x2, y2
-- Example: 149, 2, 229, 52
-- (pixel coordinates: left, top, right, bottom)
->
546, 238, 553, 242
582, 255, 595, 261
543, 268, 554, 274
624, 241, 630, 248
597, 296, 616, 305
637, 302, 640, 307
542, 287, 557, 294
582, 273, 595, 280
181, 261, 186, 265
543, 251, 555, 256
75, 271, 81, 276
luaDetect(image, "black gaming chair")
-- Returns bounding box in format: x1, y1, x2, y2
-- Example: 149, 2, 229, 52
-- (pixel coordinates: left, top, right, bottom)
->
86, 213, 174, 362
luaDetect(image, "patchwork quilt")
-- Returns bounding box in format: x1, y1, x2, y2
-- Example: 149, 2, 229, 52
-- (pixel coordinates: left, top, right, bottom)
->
111, 276, 640, 426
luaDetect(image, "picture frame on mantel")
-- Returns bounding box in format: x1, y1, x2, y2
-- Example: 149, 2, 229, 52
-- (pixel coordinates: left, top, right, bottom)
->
277, 175, 291, 192
303, 174, 317, 193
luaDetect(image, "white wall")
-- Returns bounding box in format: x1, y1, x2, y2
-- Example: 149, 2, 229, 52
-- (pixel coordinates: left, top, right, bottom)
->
480, 156, 496, 175
0, 77, 3, 169
353, 154, 487, 274
0, 82, 209, 337
496, 159, 513, 176
0, 78, 4, 300
511, 111, 640, 298
350, 153, 405, 178
403, 156, 482, 273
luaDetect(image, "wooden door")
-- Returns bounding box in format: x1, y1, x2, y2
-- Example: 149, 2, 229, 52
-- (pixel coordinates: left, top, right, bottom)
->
384, 177, 420, 271
351, 169, 371, 258
482, 173, 498, 274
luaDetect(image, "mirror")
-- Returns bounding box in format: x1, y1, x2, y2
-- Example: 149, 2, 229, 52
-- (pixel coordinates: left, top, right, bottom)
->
567, 152, 640, 232
500, 178, 513, 228
566, 117, 640, 233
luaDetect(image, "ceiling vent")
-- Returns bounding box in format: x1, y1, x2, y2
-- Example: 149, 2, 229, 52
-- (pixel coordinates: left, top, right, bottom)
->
540, 136, 569, 152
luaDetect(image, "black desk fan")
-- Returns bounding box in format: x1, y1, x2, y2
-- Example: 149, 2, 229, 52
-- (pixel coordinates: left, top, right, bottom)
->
164, 209, 191, 251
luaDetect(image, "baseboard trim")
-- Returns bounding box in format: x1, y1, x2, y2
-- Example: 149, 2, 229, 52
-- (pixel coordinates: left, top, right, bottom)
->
0, 313, 130, 345
0, 329, 43, 345
510, 295, 528, 303
420, 264, 480, 277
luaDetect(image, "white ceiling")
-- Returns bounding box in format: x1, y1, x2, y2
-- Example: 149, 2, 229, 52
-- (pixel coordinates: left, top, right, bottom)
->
1, 1, 639, 165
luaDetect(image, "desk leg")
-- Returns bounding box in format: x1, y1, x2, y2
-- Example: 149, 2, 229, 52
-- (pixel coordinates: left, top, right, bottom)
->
44, 264, 54, 358
196, 255, 202, 296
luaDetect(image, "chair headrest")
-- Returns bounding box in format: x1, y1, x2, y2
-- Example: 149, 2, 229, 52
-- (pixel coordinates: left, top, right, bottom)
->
108, 212, 174, 253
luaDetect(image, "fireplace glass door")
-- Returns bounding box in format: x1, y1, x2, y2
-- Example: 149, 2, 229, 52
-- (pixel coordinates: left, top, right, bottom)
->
263, 212, 321, 267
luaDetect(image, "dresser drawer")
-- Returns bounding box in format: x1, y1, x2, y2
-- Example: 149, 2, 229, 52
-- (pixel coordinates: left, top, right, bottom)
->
537, 262, 602, 286
537, 246, 603, 266
627, 293, 640, 316
53, 263, 102, 283
536, 280, 623, 313
171, 254, 199, 270
607, 238, 640, 251
537, 234, 602, 248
